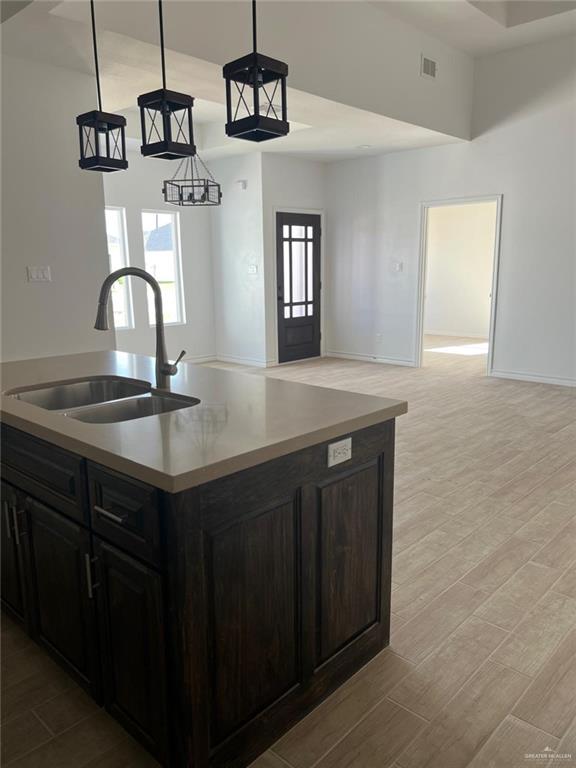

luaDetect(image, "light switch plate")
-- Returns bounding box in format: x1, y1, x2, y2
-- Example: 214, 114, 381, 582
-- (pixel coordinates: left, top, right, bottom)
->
248, 264, 258, 275
327, 437, 352, 467
27, 266, 52, 282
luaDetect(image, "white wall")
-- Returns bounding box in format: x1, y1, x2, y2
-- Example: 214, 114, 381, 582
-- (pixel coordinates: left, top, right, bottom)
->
424, 202, 497, 338
1, 55, 114, 362
103, 150, 215, 363
261, 155, 326, 363
325, 35, 576, 385
210, 154, 267, 366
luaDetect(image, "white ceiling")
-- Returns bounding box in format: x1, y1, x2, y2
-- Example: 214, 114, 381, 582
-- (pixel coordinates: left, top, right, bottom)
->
1, 0, 463, 161
3, 0, 575, 159
379, 0, 576, 55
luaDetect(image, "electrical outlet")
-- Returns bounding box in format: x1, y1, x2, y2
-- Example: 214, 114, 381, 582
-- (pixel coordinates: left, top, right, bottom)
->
327, 437, 352, 468
248, 264, 258, 275
27, 266, 52, 282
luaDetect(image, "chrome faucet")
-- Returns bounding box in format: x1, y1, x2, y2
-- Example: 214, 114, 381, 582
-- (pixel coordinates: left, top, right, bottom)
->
94, 267, 185, 390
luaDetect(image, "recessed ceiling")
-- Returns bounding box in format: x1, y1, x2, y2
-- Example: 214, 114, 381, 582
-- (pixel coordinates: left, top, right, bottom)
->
378, 0, 576, 55
0, 0, 34, 24
1, 0, 462, 161
470, 1, 576, 28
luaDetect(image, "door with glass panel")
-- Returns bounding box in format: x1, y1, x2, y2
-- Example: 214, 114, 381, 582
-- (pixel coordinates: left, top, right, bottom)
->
276, 213, 321, 363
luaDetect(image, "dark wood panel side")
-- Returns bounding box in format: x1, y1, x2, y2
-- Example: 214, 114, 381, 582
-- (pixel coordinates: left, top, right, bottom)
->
163, 488, 211, 768
379, 420, 396, 648
197, 422, 394, 531
208, 500, 300, 744
317, 462, 380, 663
164, 420, 397, 768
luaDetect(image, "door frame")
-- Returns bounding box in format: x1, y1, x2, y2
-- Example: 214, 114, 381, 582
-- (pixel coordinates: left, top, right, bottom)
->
272, 207, 326, 365
415, 194, 503, 376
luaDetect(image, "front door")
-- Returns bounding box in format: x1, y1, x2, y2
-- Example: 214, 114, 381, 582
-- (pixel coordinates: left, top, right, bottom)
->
276, 212, 321, 363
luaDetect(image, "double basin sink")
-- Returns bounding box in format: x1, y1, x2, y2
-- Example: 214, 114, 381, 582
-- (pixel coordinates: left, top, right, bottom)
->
5, 376, 200, 424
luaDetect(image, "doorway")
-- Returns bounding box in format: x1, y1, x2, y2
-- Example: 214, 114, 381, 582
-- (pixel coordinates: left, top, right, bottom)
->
416, 196, 502, 374
276, 212, 322, 363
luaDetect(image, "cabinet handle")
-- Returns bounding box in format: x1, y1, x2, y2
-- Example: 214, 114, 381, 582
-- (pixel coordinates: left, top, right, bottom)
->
84, 554, 99, 600
12, 506, 21, 546
94, 505, 128, 525
4, 501, 12, 540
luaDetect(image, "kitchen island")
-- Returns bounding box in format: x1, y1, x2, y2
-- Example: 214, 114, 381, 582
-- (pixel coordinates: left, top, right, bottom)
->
1, 351, 407, 768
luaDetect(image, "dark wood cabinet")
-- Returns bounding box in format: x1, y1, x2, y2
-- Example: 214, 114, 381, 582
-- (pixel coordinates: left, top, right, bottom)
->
315, 461, 384, 663
166, 421, 395, 768
2, 425, 87, 523
1, 480, 27, 622
26, 496, 100, 697
94, 538, 168, 762
2, 419, 397, 768
88, 464, 161, 567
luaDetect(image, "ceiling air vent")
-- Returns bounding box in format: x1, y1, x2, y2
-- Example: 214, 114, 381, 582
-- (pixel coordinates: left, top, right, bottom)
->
420, 55, 437, 80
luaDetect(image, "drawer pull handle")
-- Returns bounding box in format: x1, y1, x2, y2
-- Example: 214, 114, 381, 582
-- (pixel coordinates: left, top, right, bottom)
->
4, 501, 12, 540
84, 554, 100, 599
94, 505, 128, 525
12, 506, 22, 546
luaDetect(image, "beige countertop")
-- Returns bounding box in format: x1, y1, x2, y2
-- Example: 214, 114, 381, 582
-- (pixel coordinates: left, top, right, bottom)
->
0, 351, 407, 492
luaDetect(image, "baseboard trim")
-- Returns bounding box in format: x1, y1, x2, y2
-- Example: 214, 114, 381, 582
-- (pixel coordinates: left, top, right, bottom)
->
182, 354, 217, 364
490, 369, 576, 388
326, 351, 416, 367
425, 332, 488, 340
215, 354, 269, 368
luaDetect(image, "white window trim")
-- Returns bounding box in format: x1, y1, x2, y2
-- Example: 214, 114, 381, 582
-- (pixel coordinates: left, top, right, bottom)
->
105, 206, 134, 330
141, 209, 186, 327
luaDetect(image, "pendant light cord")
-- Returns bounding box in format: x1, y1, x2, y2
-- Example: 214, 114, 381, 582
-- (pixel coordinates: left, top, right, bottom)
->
252, 0, 257, 54
158, 0, 167, 90
90, 0, 102, 111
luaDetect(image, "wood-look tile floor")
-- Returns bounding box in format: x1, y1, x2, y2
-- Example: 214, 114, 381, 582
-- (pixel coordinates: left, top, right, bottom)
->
3, 336, 575, 767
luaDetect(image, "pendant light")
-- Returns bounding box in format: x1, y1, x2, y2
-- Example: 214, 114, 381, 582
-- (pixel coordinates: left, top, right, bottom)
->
77, 0, 128, 172
138, 0, 196, 159
163, 155, 222, 207
223, 0, 289, 142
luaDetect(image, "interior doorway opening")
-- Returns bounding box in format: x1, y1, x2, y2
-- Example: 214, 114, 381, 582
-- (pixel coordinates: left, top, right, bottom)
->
417, 196, 502, 374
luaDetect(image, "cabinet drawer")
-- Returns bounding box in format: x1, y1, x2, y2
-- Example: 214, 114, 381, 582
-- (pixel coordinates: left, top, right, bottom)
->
88, 464, 161, 567
1, 425, 86, 523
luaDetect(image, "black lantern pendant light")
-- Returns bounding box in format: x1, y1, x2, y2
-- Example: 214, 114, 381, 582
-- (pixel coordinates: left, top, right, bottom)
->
138, 0, 196, 159
223, 0, 289, 142
163, 155, 222, 207
77, 0, 128, 172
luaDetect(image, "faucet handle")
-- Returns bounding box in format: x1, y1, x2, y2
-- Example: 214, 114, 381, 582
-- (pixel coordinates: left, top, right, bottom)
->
161, 350, 186, 377
165, 350, 186, 377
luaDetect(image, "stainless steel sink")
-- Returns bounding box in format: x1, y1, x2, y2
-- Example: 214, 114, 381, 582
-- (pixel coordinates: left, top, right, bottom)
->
65, 393, 200, 424
5, 375, 200, 424
6, 376, 151, 410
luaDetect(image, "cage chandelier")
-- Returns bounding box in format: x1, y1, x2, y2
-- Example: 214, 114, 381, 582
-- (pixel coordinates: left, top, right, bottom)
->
162, 154, 222, 207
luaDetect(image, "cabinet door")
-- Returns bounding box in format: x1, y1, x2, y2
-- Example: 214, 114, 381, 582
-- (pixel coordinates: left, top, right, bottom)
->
1, 480, 25, 620
94, 538, 168, 762
26, 496, 100, 696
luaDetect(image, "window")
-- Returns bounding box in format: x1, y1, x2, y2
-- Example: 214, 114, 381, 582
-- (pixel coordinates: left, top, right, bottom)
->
141, 211, 185, 325
104, 207, 133, 329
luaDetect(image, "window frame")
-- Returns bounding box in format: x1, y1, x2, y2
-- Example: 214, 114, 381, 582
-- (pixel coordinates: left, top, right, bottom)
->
104, 206, 134, 330
140, 209, 186, 327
